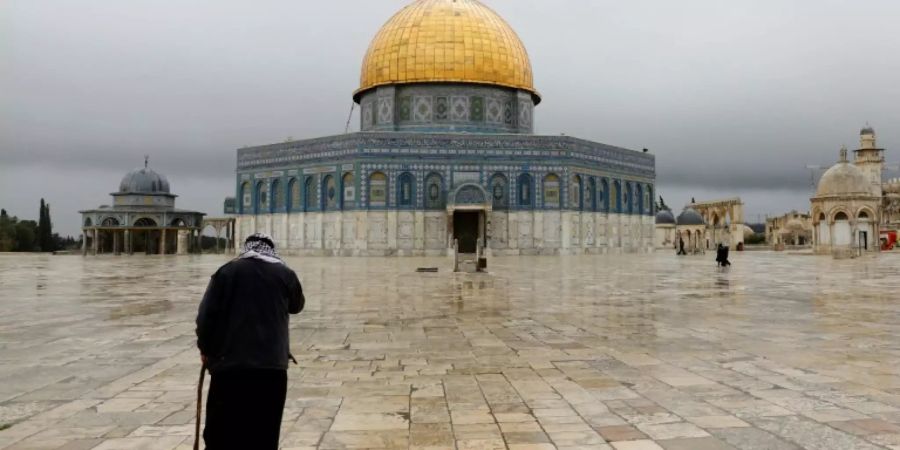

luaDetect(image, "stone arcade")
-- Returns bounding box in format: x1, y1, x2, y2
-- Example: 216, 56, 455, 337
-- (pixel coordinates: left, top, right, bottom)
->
232, 0, 656, 256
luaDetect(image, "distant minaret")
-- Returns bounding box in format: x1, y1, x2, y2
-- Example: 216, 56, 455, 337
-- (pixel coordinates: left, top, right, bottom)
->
854, 124, 884, 196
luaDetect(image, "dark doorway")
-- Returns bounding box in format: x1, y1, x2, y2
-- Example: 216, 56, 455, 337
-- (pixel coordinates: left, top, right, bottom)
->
453, 211, 480, 253
860, 231, 868, 251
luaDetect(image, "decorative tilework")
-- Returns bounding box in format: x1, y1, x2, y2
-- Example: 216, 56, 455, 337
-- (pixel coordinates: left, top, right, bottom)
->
362, 102, 374, 128
455, 185, 486, 204
398, 96, 412, 121
518, 102, 532, 129
377, 97, 393, 124
451, 96, 469, 122
486, 98, 502, 124
434, 96, 449, 121
470, 97, 484, 122
413, 96, 433, 122
503, 101, 514, 125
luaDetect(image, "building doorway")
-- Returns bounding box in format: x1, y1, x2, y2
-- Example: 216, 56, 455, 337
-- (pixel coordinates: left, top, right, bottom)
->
859, 230, 868, 251
453, 211, 481, 253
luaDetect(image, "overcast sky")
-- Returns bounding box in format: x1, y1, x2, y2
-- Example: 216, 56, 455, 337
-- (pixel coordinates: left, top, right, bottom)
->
3, 0, 900, 236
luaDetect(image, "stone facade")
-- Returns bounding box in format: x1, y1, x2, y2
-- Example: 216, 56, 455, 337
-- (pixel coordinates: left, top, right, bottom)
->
233, 132, 656, 255
237, 211, 654, 256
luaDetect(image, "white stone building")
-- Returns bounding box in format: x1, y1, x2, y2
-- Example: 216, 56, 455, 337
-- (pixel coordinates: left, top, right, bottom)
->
812, 127, 885, 255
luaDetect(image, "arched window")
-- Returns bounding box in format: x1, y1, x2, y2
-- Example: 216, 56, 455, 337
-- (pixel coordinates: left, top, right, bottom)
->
624, 182, 632, 214
571, 175, 582, 210
600, 179, 609, 212
586, 178, 596, 211
636, 184, 644, 215
543, 174, 560, 208
834, 211, 848, 221
271, 179, 283, 213
84, 217, 93, 227
398, 172, 415, 207
256, 181, 268, 214
858, 210, 869, 219
490, 173, 508, 210
611, 180, 620, 213
240, 181, 251, 214
323, 175, 337, 210
304, 176, 316, 211
517, 173, 533, 208
424, 173, 445, 210
369, 172, 387, 207
288, 178, 300, 212
101, 217, 119, 226
134, 218, 157, 227
341, 172, 355, 209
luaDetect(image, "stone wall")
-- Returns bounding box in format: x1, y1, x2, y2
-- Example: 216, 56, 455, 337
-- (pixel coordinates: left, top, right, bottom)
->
236, 211, 654, 256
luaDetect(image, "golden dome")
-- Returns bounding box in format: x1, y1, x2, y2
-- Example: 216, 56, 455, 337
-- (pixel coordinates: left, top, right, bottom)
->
354, 0, 539, 103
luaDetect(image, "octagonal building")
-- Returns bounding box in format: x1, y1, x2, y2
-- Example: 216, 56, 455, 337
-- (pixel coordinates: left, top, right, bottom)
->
233, 0, 656, 256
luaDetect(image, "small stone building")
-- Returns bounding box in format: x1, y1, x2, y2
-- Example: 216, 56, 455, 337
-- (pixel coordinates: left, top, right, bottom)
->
766, 211, 813, 247
811, 139, 882, 255
655, 209, 676, 249
675, 208, 707, 254
80, 161, 205, 255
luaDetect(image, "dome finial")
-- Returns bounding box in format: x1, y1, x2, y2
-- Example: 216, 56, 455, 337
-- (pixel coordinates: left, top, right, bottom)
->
144, 155, 149, 169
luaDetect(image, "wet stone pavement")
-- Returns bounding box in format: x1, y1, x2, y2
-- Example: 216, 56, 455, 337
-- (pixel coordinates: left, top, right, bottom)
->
1, 251, 899, 449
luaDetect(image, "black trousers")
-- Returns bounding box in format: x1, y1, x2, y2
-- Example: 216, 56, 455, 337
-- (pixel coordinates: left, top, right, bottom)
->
204, 369, 287, 450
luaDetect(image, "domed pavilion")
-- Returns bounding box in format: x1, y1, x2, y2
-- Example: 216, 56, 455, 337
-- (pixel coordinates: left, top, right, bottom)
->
80, 159, 206, 255
811, 141, 882, 255
675, 208, 707, 254
233, 0, 656, 256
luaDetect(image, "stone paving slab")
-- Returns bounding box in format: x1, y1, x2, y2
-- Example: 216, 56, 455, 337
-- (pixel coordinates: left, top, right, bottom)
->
1, 252, 899, 449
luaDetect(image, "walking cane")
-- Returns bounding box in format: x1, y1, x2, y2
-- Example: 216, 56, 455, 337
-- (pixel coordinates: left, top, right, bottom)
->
193, 362, 207, 450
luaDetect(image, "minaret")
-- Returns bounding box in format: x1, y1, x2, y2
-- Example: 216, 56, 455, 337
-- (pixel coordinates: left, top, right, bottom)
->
854, 124, 884, 196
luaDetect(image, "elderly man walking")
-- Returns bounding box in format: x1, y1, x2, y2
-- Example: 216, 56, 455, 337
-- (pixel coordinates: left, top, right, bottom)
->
196, 233, 304, 449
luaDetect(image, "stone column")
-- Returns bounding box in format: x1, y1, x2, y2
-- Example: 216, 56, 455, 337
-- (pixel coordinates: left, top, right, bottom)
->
176, 230, 188, 255
92, 230, 99, 255
113, 231, 120, 255
159, 229, 167, 255
82, 230, 88, 255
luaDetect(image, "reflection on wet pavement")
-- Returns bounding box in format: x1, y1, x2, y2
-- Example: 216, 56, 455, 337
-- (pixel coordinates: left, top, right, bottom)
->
0, 252, 899, 449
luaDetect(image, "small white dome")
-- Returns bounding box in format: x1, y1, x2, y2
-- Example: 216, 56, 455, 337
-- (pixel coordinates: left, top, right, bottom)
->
786, 219, 805, 231
742, 225, 755, 239
815, 162, 876, 197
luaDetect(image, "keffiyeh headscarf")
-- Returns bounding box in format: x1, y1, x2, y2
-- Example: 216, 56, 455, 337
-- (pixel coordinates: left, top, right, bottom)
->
240, 233, 283, 264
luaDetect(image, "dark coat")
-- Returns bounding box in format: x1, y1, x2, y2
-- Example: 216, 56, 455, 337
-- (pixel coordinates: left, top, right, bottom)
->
196, 258, 304, 374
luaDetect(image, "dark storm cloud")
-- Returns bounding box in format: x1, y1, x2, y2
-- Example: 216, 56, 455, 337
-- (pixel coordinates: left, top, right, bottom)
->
3, 0, 900, 234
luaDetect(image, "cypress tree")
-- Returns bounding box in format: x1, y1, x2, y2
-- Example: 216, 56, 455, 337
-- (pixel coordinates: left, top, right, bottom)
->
38, 199, 46, 251
37, 199, 54, 252
44, 202, 54, 251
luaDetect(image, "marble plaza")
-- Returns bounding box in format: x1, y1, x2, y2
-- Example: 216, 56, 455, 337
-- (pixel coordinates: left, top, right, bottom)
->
1, 252, 900, 449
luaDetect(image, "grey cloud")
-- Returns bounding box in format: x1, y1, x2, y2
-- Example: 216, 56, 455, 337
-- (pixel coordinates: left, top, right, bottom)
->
3, 0, 900, 235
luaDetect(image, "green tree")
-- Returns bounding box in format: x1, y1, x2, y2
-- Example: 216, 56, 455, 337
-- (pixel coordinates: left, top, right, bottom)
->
37, 199, 55, 252
0, 209, 14, 251
14, 220, 38, 252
